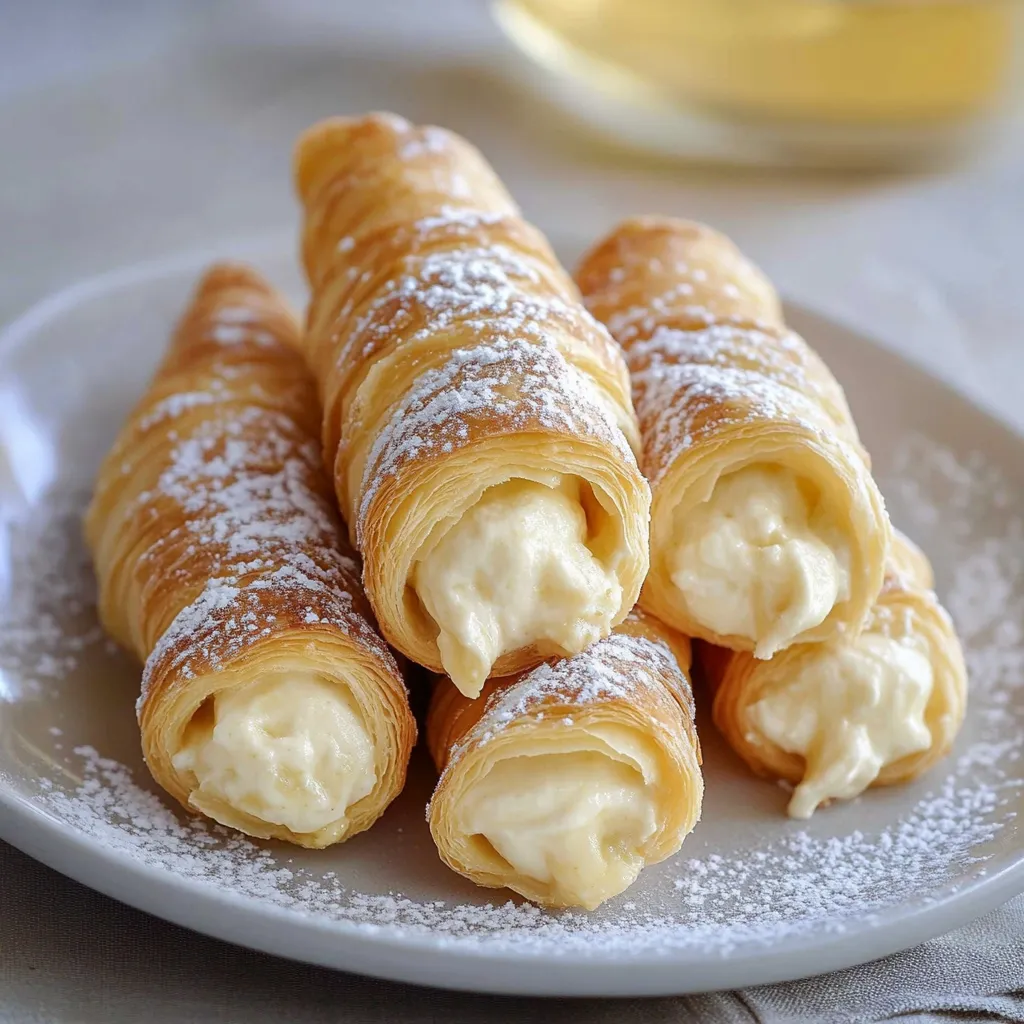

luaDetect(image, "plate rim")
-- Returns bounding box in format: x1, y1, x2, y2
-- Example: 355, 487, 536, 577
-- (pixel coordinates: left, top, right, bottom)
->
1, 249, 1023, 997
4, 786, 1024, 996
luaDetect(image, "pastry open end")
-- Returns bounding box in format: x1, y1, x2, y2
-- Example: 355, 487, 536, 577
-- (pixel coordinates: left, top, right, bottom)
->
293, 113, 650, 696
426, 610, 703, 910
85, 263, 416, 847
702, 531, 967, 818
576, 217, 891, 657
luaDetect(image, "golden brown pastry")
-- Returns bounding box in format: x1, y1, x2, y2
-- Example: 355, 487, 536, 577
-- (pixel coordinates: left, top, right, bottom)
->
576, 217, 891, 658
294, 112, 650, 698
85, 263, 416, 848
701, 531, 967, 819
426, 610, 703, 910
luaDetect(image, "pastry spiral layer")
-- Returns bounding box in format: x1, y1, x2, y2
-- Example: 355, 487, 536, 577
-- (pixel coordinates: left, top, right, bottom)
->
577, 217, 890, 657
702, 531, 966, 818
294, 112, 651, 697
86, 263, 416, 848
426, 610, 703, 909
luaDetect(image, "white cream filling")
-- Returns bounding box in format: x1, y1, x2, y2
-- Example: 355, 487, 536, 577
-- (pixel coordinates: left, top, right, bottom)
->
669, 465, 850, 658
458, 741, 658, 908
414, 478, 622, 698
748, 634, 934, 819
173, 673, 377, 835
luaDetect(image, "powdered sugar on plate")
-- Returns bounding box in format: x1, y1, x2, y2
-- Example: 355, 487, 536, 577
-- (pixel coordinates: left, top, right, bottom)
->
0, 493, 108, 699
2, 432, 1020, 956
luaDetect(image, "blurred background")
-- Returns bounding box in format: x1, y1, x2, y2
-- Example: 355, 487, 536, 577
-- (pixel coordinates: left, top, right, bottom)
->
1, 0, 1022, 426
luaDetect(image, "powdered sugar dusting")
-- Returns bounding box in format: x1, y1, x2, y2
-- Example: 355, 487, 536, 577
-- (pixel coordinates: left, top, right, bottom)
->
357, 337, 636, 541
636, 361, 839, 484
134, 394, 384, 708
631, 323, 838, 416
324, 223, 622, 406
439, 633, 694, 782
411, 208, 509, 236
627, 319, 862, 489
339, 242, 550, 367
590, 259, 861, 489
0, 492, 107, 699
478, 634, 661, 725
399, 125, 452, 161
89, 295, 400, 712
136, 388, 223, 432
4, 434, 1022, 956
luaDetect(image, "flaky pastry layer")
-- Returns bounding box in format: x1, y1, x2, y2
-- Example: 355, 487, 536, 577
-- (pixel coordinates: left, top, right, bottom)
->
426, 610, 703, 909
576, 217, 891, 655
702, 532, 967, 816
85, 263, 416, 847
293, 113, 651, 693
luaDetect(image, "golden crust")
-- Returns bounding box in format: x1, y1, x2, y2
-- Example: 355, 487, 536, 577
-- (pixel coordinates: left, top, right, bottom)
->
576, 216, 891, 652
425, 610, 703, 909
85, 263, 416, 848
294, 113, 650, 680
702, 531, 967, 797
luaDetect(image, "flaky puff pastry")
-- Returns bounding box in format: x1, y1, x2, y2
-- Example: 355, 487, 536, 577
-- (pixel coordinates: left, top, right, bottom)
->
576, 217, 890, 659
702, 531, 966, 819
294, 113, 650, 698
426, 610, 703, 910
85, 263, 416, 848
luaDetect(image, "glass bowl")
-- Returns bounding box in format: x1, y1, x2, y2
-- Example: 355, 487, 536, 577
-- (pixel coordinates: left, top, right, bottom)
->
494, 0, 1024, 168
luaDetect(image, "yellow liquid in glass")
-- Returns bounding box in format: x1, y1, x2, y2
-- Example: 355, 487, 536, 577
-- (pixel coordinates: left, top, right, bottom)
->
499, 0, 1014, 124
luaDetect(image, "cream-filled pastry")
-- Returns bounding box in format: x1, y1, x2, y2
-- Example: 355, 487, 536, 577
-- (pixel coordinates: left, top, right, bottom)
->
85, 263, 416, 849
173, 673, 377, 835
427, 612, 703, 910
669, 465, 851, 660
746, 635, 933, 818
295, 113, 650, 688
704, 531, 967, 819
576, 216, 891, 654
414, 477, 622, 697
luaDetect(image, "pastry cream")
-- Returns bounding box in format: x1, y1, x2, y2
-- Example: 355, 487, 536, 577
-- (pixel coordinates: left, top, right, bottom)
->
748, 634, 934, 819
414, 477, 622, 698
669, 465, 850, 658
173, 672, 377, 835
457, 740, 658, 909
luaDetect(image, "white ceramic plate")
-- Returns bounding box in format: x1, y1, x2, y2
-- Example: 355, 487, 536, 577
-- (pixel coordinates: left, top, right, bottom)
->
0, 242, 1022, 997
